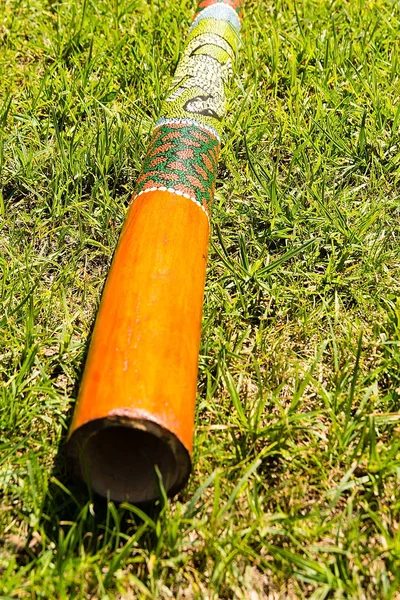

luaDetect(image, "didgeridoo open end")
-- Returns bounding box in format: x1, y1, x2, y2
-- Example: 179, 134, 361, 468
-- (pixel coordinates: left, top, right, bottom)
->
66, 415, 191, 504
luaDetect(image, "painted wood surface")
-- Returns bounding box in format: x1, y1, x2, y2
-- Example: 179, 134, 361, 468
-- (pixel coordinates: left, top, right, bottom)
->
67, 0, 244, 503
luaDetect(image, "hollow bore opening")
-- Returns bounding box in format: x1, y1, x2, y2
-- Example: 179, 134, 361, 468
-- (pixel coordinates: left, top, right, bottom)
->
78, 425, 181, 503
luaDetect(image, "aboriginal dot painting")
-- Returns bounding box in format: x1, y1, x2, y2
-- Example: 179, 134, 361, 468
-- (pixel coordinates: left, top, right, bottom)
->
135, 0, 244, 214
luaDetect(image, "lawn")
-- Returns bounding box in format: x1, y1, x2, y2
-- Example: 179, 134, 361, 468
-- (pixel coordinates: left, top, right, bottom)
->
1, 0, 400, 597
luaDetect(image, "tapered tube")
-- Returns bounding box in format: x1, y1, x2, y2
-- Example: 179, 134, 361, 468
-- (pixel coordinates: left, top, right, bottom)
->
66, 0, 244, 503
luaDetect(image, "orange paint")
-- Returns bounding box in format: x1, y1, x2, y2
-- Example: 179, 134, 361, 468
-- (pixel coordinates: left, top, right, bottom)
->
67, 190, 209, 502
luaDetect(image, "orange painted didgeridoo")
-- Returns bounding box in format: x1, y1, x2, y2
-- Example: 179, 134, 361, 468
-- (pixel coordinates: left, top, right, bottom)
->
66, 0, 244, 503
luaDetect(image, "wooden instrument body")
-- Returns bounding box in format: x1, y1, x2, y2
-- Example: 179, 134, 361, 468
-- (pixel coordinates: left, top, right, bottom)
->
67, 0, 244, 503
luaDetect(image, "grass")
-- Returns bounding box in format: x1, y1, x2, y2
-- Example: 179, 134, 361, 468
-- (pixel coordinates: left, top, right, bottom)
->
1, 0, 400, 597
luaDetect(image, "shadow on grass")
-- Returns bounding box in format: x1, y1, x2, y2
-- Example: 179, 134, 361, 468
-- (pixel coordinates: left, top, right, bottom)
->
30, 314, 164, 569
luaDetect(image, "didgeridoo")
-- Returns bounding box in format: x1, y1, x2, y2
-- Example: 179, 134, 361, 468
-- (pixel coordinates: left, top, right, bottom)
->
66, 0, 244, 503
